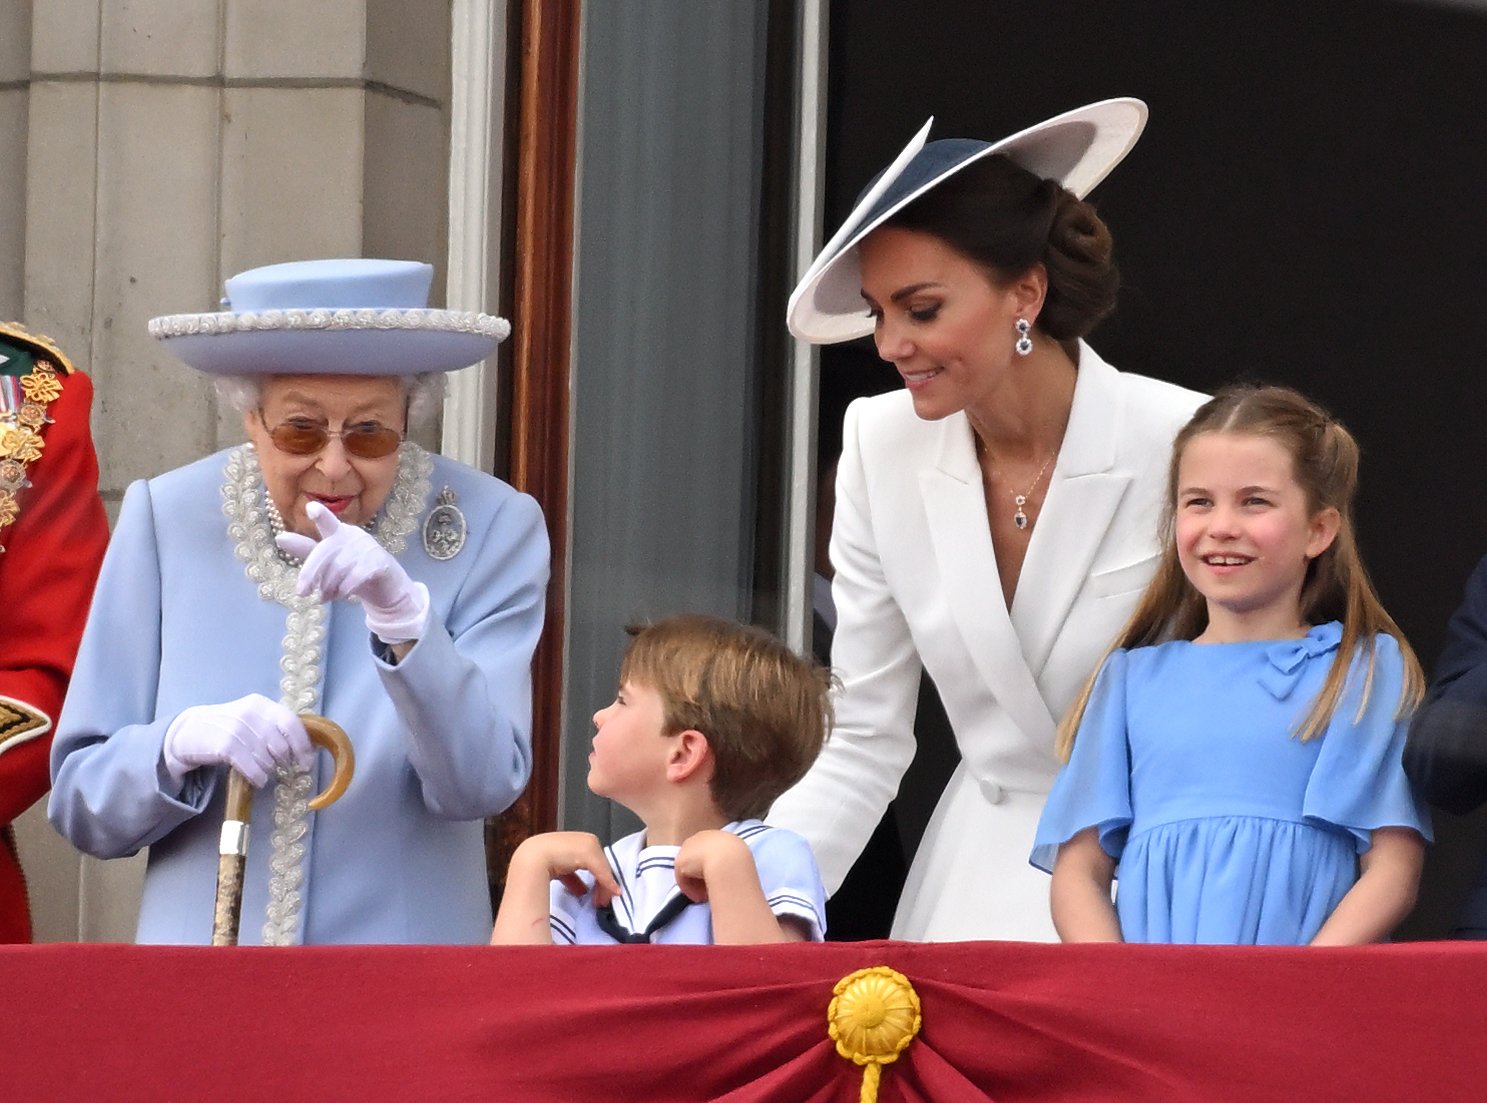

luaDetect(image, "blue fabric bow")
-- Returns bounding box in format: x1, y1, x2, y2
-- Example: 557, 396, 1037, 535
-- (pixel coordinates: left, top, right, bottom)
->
1258, 622, 1344, 700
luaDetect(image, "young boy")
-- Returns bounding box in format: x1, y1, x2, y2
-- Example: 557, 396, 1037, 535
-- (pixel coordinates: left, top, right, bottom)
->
491, 614, 833, 945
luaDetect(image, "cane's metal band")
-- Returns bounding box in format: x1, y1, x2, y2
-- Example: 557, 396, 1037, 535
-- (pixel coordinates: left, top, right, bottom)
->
219, 821, 249, 857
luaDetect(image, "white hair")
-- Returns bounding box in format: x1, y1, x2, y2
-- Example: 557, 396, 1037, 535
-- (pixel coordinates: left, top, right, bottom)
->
214, 372, 447, 427
405, 372, 448, 425
213, 374, 263, 416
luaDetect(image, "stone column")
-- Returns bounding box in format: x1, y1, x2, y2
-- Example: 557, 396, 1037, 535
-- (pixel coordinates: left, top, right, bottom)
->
12, 0, 452, 942
0, 2, 32, 318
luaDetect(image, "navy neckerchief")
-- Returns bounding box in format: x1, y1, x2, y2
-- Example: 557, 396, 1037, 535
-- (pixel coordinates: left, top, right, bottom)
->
594, 892, 697, 944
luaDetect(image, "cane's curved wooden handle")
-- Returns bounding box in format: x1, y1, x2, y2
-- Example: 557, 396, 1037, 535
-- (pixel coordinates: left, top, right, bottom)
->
303, 714, 355, 811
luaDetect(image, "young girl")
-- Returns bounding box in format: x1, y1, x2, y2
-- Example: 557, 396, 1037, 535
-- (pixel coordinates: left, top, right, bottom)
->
1031, 385, 1430, 945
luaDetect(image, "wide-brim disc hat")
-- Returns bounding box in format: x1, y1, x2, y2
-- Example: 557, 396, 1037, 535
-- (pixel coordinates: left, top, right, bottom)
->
148, 258, 511, 375
787, 98, 1148, 344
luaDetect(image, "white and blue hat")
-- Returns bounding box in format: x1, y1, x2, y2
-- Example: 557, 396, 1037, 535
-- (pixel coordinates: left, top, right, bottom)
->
787, 98, 1148, 345
148, 258, 510, 376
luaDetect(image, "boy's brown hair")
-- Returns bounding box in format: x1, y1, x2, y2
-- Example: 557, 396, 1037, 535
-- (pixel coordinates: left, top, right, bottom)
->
620, 614, 833, 821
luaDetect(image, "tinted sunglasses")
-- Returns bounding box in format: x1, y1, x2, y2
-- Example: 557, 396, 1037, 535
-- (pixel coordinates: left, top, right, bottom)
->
259, 411, 404, 459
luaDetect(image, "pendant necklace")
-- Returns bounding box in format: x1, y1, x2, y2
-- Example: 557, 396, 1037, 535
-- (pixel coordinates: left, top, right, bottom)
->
975, 428, 1058, 532
1010, 452, 1055, 531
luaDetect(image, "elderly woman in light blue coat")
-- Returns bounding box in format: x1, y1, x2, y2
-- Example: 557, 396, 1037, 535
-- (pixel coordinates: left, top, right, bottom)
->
49, 259, 549, 945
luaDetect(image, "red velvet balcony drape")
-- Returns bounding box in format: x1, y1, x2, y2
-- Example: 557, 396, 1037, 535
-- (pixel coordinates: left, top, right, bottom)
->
5, 940, 1484, 1102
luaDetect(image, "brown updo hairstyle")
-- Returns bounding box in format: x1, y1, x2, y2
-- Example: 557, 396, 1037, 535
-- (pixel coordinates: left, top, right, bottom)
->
883, 154, 1118, 343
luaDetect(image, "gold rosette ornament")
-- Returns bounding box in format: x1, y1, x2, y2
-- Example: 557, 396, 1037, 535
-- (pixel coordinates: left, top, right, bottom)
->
19, 365, 62, 404
0, 427, 42, 463
828, 966, 922, 1103
0, 347, 62, 552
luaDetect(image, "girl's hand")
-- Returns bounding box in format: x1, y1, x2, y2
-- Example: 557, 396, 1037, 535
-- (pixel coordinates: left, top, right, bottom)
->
1309, 826, 1425, 946
1049, 828, 1124, 942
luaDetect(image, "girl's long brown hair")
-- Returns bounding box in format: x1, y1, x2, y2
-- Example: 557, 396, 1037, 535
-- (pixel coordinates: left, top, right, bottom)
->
1055, 384, 1424, 761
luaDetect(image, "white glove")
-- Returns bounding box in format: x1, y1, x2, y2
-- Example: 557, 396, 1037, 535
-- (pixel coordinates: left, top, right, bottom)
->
276, 501, 430, 644
162, 693, 314, 787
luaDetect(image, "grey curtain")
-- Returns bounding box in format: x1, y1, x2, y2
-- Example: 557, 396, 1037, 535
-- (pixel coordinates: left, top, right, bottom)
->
563, 1, 772, 838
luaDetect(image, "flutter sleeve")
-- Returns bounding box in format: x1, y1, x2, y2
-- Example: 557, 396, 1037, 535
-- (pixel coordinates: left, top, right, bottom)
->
1030, 649, 1133, 873
1304, 634, 1432, 853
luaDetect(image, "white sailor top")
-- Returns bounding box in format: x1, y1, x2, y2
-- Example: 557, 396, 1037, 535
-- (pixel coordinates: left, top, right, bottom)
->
549, 820, 827, 944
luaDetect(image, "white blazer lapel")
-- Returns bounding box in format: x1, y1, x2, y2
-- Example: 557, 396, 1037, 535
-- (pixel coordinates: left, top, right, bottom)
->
1012, 344, 1133, 674
920, 414, 1058, 748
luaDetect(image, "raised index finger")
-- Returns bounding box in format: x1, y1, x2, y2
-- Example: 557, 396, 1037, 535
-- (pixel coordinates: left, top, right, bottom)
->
305, 499, 341, 539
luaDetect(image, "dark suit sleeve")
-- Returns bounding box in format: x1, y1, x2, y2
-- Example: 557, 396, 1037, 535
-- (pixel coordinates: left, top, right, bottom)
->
1404, 554, 1487, 815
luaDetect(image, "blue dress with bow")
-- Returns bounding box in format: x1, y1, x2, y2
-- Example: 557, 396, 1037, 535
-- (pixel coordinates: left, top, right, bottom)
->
1031, 623, 1431, 944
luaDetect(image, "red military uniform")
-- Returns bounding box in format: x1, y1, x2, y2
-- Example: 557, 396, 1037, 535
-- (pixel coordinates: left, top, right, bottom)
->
0, 323, 108, 943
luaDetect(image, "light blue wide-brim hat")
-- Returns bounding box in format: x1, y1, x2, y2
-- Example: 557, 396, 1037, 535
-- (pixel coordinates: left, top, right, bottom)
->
787, 98, 1148, 345
147, 258, 510, 376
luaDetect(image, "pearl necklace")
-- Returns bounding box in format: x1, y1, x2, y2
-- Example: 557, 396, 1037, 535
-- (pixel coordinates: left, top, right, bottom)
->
221, 441, 432, 944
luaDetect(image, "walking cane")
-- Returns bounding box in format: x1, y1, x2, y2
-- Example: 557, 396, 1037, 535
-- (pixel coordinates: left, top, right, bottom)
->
211, 714, 355, 946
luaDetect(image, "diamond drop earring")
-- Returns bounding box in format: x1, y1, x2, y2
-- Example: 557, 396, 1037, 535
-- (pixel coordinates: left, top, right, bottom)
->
1014, 318, 1033, 357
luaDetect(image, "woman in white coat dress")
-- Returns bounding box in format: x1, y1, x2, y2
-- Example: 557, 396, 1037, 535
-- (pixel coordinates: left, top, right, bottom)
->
49, 259, 549, 945
767, 101, 1205, 941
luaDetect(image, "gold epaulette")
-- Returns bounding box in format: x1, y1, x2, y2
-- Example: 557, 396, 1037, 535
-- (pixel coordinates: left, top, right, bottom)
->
0, 324, 75, 553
